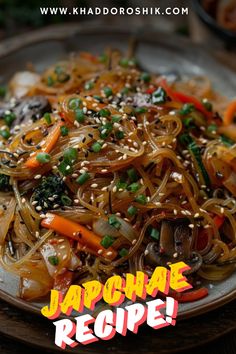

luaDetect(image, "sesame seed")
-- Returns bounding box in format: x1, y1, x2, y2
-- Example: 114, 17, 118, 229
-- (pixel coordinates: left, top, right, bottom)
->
173, 252, 178, 258
35, 231, 40, 238
32, 201, 38, 206
21, 198, 26, 204
173, 209, 178, 215
98, 249, 103, 255
188, 224, 194, 229
106, 251, 113, 256
220, 207, 224, 214
62, 255, 67, 260
34, 174, 42, 180
36, 206, 42, 211
144, 250, 149, 256
74, 199, 79, 204
194, 213, 200, 218
132, 239, 137, 245
101, 169, 108, 173
113, 186, 117, 193
204, 224, 210, 229
91, 183, 98, 188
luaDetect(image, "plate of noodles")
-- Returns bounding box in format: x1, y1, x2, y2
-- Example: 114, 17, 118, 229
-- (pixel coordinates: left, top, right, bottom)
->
0, 24, 236, 319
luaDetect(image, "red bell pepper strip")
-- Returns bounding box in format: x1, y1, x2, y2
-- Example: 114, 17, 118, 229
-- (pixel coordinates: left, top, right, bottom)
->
172, 287, 209, 302
159, 79, 213, 120
196, 215, 225, 251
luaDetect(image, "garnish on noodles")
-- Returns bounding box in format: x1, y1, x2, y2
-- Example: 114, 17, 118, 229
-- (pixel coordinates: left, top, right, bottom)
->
0, 49, 236, 302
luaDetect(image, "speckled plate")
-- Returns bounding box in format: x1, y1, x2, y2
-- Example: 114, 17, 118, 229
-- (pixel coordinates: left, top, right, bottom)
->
0, 23, 236, 320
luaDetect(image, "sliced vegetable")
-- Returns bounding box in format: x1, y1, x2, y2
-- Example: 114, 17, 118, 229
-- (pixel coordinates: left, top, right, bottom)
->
223, 100, 236, 126
41, 213, 117, 260
159, 79, 213, 119
25, 121, 63, 169
172, 287, 208, 302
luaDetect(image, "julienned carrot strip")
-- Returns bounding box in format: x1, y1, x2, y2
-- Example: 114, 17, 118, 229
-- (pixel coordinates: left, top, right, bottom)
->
159, 79, 213, 119
223, 100, 236, 126
41, 213, 117, 261
25, 121, 63, 169
172, 287, 209, 303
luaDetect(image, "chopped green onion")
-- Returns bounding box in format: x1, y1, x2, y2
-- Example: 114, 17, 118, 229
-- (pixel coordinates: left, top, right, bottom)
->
93, 95, 103, 102
92, 142, 102, 153
140, 72, 151, 83
119, 248, 129, 257
111, 115, 122, 123
48, 255, 59, 266
179, 103, 195, 115
182, 117, 194, 128
63, 147, 78, 164
115, 130, 124, 140
44, 112, 52, 125
68, 97, 82, 110
202, 100, 213, 112
128, 182, 140, 193
103, 87, 113, 97
119, 58, 129, 67
135, 194, 147, 205
108, 215, 121, 229
135, 107, 147, 114
76, 172, 90, 185
60, 126, 69, 136
100, 235, 115, 249
36, 152, 51, 164
75, 109, 85, 123
207, 124, 217, 133
58, 161, 73, 176
4, 112, 16, 127
55, 66, 70, 83
150, 227, 160, 240
61, 194, 72, 206
99, 54, 108, 63
84, 81, 94, 90
0, 86, 6, 97
99, 108, 111, 117
99, 122, 113, 139
127, 205, 138, 216
127, 168, 138, 182
116, 180, 128, 190
220, 134, 234, 147
121, 87, 129, 95
47, 76, 54, 86
0, 129, 10, 139
152, 87, 167, 104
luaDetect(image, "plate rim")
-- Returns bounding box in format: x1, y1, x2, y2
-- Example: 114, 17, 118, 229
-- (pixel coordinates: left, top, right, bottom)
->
0, 22, 236, 320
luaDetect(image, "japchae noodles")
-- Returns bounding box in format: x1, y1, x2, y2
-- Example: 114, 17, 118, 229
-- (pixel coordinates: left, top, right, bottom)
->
0, 48, 236, 302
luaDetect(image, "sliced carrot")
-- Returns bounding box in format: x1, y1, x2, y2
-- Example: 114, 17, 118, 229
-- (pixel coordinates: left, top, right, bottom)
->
223, 100, 236, 126
41, 213, 117, 261
25, 120, 63, 169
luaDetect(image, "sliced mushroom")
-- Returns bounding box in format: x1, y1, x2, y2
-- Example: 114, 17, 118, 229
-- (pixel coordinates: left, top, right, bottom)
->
174, 222, 193, 259
184, 252, 203, 275
0, 96, 50, 128
145, 242, 169, 267
159, 220, 175, 256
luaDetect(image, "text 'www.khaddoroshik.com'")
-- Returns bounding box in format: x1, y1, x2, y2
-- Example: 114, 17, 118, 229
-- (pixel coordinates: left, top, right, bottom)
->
39, 6, 189, 16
